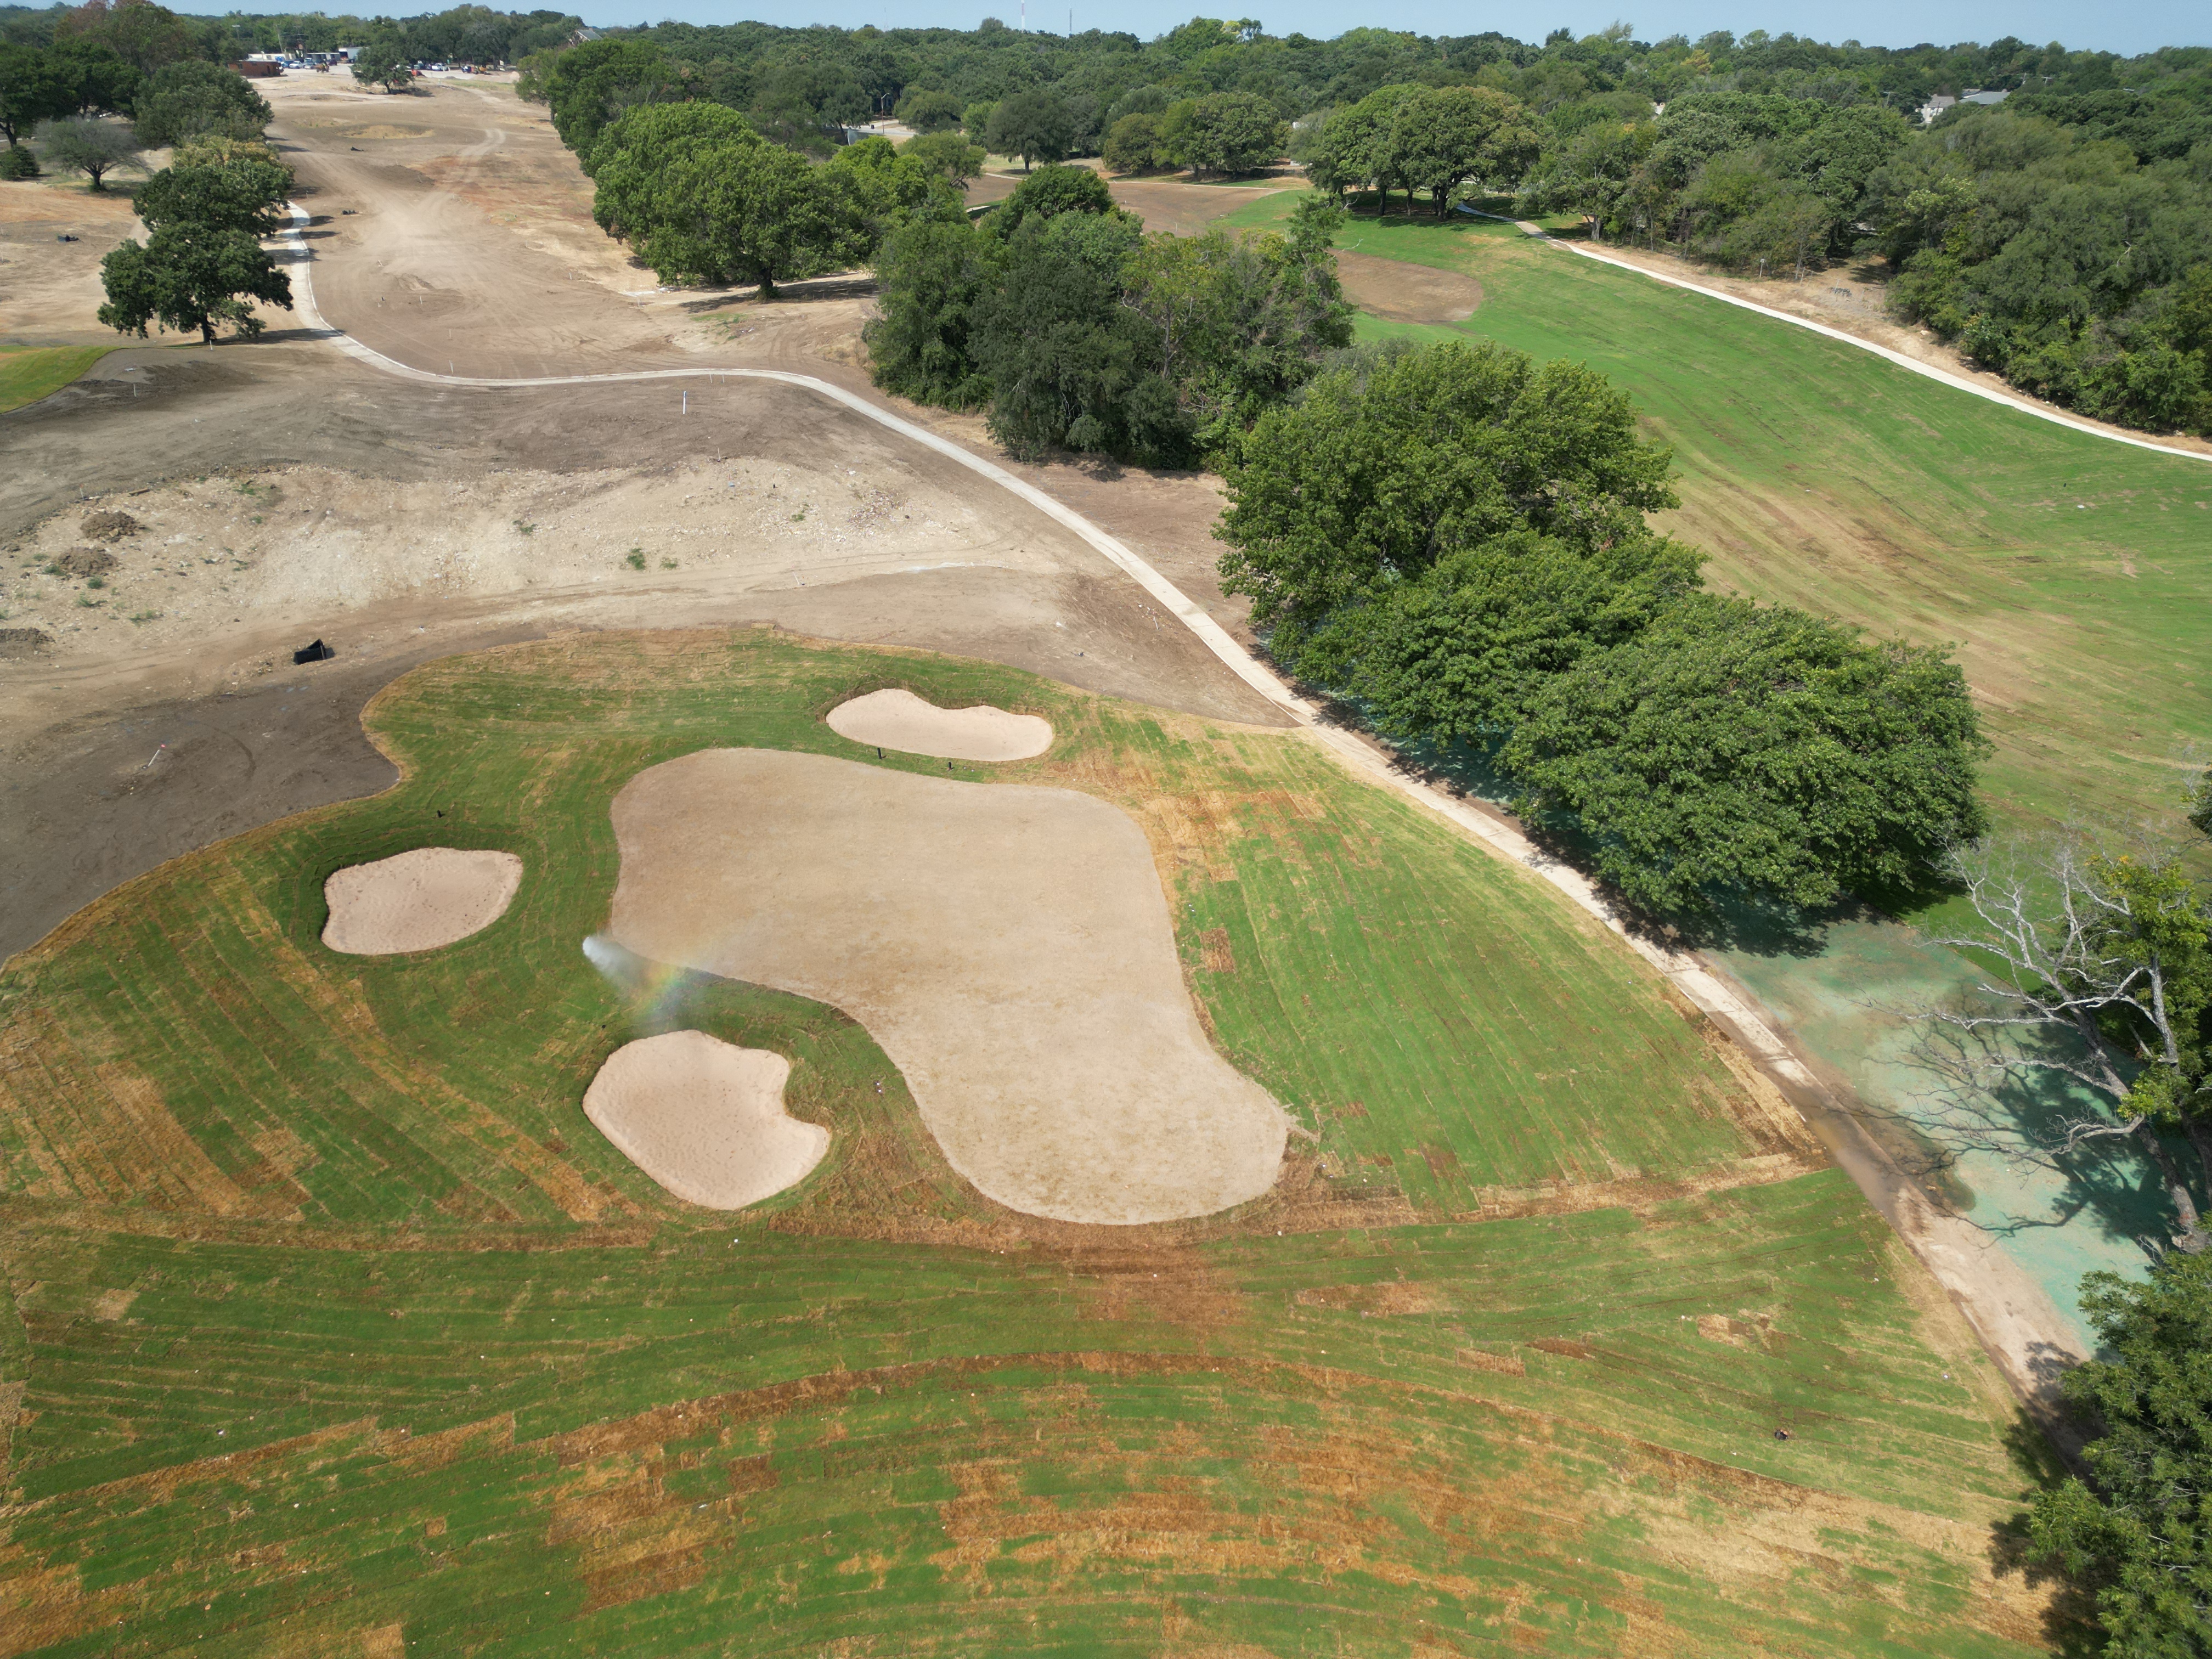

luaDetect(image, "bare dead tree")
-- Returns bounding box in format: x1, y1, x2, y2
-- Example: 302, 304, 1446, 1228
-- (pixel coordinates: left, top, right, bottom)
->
1900, 833, 2212, 1254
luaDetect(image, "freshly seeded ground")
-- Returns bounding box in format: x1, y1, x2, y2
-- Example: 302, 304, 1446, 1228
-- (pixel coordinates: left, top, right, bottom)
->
1222, 194, 2212, 838
0, 631, 2053, 1654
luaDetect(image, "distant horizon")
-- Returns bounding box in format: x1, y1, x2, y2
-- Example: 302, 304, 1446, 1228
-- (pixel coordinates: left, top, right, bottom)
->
561, 2, 2203, 59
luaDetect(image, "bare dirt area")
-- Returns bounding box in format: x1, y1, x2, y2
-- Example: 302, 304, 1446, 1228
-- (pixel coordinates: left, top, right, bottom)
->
961, 171, 1291, 239
1335, 249, 1483, 323
583, 1029, 829, 1210
1, 334, 1284, 960
322, 845, 522, 953
826, 688, 1052, 761
0, 171, 151, 346
266, 77, 682, 377
605, 747, 1291, 1225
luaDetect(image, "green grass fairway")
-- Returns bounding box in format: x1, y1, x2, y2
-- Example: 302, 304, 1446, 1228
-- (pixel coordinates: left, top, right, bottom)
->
1225, 194, 2212, 839
0, 631, 2056, 1653
0, 343, 133, 413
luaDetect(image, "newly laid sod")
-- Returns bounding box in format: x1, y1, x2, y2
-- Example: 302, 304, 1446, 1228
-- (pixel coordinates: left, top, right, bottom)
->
0, 631, 2055, 1654
0, 343, 132, 413
1225, 194, 2212, 838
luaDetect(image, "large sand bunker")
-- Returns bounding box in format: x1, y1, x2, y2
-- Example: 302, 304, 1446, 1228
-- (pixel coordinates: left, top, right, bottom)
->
322, 848, 523, 954
827, 689, 1053, 762
583, 1030, 829, 1209
605, 749, 1288, 1224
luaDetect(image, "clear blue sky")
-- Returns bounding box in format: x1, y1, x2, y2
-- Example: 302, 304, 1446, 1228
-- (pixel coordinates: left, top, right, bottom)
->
569, 1, 2203, 59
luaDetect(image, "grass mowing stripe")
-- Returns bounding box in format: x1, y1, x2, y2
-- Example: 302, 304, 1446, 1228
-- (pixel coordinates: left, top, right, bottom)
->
0, 633, 2050, 1654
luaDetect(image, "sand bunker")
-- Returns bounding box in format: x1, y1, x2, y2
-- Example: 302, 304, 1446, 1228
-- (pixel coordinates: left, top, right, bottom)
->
605, 749, 1286, 1225
321, 848, 523, 954
584, 1030, 828, 1209
826, 689, 1052, 762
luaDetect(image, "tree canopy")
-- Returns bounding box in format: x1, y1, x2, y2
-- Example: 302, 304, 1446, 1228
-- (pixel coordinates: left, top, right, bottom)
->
585, 100, 845, 295
98, 219, 290, 341
130, 58, 268, 147
36, 111, 138, 188
866, 166, 1351, 466
1216, 338, 1989, 917
135, 148, 290, 235
351, 40, 413, 94
2033, 1249, 2212, 1654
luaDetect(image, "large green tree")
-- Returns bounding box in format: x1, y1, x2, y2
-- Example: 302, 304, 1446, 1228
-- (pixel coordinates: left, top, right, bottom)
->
0, 42, 69, 148
131, 60, 269, 148
1171, 89, 1286, 178
98, 220, 292, 342
1391, 84, 1541, 216
1216, 338, 1987, 917
36, 112, 138, 188
529, 38, 690, 158
1502, 594, 1987, 912
135, 150, 290, 235
351, 40, 414, 95
898, 129, 984, 185
894, 86, 961, 133
2032, 1248, 2212, 1652
983, 89, 1072, 171
54, 0, 192, 76
1218, 339, 1678, 648
48, 39, 139, 116
588, 101, 841, 295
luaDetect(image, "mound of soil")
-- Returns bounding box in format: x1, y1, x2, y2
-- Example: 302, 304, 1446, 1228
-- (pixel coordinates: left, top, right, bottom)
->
79, 511, 141, 543
50, 547, 116, 577
1335, 250, 1485, 324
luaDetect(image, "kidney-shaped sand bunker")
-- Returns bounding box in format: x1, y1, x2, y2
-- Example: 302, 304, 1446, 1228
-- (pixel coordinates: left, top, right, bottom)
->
585, 1030, 829, 1209
323, 848, 523, 955
827, 688, 1052, 762
605, 749, 1288, 1226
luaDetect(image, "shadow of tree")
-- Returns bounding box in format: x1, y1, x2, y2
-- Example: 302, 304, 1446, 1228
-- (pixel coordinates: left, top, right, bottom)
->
1887, 1018, 2205, 1260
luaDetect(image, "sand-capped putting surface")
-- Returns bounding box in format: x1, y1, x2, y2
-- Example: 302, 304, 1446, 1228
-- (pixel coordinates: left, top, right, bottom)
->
827, 688, 1053, 762
606, 749, 1287, 1225
321, 848, 523, 954
584, 1030, 829, 1209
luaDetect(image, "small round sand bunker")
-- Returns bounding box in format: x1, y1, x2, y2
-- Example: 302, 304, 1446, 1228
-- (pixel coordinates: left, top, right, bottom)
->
827, 688, 1052, 762
583, 1030, 829, 1209
321, 848, 523, 955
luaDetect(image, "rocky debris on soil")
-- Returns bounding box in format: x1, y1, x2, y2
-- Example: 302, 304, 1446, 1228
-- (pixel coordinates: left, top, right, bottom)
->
80, 511, 143, 543
0, 628, 54, 657
52, 547, 118, 578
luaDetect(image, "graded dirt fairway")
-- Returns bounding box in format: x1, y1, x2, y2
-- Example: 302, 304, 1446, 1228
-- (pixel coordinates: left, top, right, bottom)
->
1222, 194, 2212, 838
0, 630, 2057, 1655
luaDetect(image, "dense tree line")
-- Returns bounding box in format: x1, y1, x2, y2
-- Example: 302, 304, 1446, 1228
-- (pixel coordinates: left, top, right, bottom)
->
868, 163, 1352, 465
1216, 337, 1989, 917
1874, 112, 2212, 435
1, 1, 580, 69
